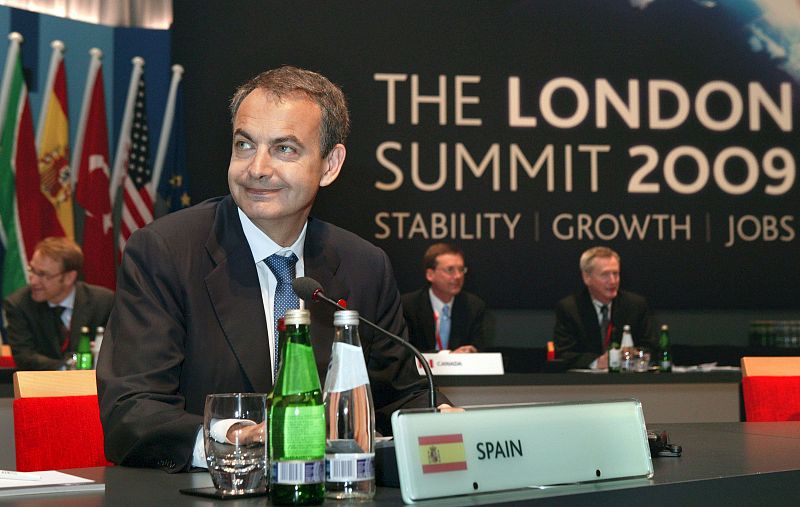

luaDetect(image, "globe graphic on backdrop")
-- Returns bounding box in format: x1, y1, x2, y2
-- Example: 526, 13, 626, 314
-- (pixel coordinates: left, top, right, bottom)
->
632, 0, 800, 83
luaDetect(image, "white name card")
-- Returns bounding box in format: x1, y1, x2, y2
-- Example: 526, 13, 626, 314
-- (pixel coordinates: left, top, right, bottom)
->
416, 352, 504, 375
391, 399, 653, 503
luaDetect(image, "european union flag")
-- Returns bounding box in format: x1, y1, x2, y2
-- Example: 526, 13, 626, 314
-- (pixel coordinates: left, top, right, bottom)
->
157, 78, 190, 213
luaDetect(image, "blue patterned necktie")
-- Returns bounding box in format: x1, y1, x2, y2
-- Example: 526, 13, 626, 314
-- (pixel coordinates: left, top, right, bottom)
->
265, 253, 299, 375
439, 304, 451, 350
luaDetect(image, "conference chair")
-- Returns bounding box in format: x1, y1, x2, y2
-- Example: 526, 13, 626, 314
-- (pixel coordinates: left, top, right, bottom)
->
12, 370, 113, 471
741, 356, 800, 422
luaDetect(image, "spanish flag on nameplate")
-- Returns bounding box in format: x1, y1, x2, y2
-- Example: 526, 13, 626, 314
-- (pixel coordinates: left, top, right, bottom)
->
418, 434, 468, 474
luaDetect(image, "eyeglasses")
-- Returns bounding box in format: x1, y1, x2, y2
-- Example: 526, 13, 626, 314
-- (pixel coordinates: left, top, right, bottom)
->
437, 266, 468, 275
27, 265, 65, 280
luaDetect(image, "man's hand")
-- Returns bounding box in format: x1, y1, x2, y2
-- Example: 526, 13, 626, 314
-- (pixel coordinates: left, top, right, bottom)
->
437, 403, 465, 413
451, 345, 477, 353
595, 351, 609, 370
226, 421, 266, 444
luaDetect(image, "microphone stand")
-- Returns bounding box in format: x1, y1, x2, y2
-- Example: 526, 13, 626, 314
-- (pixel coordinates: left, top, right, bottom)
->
310, 288, 438, 409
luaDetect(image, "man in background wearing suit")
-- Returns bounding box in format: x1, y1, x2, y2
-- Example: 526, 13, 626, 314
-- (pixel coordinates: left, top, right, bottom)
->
402, 243, 492, 353
554, 246, 655, 369
3, 237, 114, 370
97, 66, 447, 472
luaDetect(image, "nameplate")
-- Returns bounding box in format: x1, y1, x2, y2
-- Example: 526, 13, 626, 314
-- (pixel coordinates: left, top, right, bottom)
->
416, 352, 504, 375
391, 399, 652, 503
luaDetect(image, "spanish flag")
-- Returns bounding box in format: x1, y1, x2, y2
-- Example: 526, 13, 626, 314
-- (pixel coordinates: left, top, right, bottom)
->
418, 434, 467, 474
36, 40, 73, 239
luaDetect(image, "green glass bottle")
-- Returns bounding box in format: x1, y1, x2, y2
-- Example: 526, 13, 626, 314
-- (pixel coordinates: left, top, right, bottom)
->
608, 340, 621, 373
76, 326, 93, 370
269, 309, 325, 505
658, 324, 672, 372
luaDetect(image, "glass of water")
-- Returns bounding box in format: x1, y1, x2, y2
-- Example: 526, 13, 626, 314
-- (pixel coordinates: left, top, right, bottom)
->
204, 393, 268, 495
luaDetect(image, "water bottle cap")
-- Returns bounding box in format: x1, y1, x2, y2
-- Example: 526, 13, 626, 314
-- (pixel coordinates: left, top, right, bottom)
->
334, 310, 359, 326
283, 309, 310, 325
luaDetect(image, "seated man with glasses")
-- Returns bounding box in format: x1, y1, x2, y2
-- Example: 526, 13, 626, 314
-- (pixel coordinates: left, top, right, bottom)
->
3, 237, 114, 370
401, 242, 493, 353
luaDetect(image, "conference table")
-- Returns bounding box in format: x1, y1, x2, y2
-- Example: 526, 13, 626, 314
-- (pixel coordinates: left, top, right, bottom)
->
1, 422, 799, 505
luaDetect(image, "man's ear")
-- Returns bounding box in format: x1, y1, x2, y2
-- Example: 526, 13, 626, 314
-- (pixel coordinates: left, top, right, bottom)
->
581, 270, 591, 286
425, 268, 435, 283
320, 144, 346, 187
64, 270, 79, 286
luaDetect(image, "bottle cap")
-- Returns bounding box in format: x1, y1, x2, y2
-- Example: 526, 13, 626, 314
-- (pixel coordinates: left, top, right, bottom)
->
623, 324, 631, 331
661, 324, 668, 331
283, 309, 310, 325
96, 326, 105, 333
334, 310, 359, 326
81, 326, 90, 334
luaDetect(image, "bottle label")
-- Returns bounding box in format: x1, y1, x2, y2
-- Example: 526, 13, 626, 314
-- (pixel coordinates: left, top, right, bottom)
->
282, 342, 322, 393
323, 342, 370, 393
325, 453, 375, 481
660, 360, 672, 370
608, 348, 621, 369
273, 404, 326, 457
272, 460, 324, 485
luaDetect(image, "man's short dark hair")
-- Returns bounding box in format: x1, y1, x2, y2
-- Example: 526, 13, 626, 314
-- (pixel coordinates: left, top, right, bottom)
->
423, 243, 464, 271
229, 65, 350, 157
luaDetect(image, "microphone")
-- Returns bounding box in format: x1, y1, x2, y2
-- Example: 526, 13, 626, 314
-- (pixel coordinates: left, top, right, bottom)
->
292, 276, 437, 409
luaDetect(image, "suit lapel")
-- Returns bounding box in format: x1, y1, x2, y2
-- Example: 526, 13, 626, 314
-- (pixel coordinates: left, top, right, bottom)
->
69, 283, 88, 345
450, 293, 471, 349
304, 218, 344, 333
205, 197, 271, 393
578, 289, 603, 353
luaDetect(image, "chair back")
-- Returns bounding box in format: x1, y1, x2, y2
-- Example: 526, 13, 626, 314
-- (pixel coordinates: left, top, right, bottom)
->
741, 356, 800, 422
13, 370, 97, 398
12, 370, 112, 471
741, 356, 800, 376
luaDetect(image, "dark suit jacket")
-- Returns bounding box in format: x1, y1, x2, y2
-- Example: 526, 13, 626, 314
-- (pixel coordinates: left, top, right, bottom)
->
554, 288, 655, 369
4, 281, 114, 370
401, 288, 491, 352
97, 196, 441, 472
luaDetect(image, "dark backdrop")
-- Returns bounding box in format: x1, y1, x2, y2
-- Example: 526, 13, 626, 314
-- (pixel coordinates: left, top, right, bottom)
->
171, 0, 799, 311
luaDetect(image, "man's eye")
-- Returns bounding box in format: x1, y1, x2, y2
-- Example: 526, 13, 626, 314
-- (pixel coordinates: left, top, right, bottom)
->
276, 145, 296, 154
235, 139, 253, 150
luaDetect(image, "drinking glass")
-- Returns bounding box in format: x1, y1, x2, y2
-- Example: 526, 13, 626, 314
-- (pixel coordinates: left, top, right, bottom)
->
204, 393, 268, 495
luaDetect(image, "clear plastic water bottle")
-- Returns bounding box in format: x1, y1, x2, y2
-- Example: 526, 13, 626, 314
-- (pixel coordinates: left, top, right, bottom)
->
323, 310, 376, 500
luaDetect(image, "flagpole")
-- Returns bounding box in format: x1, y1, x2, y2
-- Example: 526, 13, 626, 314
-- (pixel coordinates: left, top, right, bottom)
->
109, 56, 145, 205
35, 40, 65, 147
70, 48, 103, 186
150, 64, 184, 200
0, 32, 23, 141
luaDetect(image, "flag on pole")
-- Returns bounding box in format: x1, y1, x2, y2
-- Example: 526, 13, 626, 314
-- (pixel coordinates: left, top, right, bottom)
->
110, 57, 152, 257
153, 64, 190, 213
36, 40, 74, 240
73, 49, 115, 289
0, 33, 63, 297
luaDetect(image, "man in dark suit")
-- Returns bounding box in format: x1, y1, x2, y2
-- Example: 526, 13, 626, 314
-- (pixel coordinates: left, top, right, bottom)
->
97, 66, 446, 473
402, 243, 492, 353
4, 237, 114, 370
554, 246, 655, 369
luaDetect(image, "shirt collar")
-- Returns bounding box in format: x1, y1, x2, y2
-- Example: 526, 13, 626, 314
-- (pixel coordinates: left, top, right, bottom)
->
237, 207, 307, 262
49, 286, 76, 310
428, 288, 452, 315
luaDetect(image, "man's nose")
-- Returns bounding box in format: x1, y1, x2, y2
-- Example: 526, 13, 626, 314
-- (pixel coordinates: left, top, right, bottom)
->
249, 149, 274, 178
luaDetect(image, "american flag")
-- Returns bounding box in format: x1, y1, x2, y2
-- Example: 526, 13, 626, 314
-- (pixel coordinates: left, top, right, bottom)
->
115, 69, 153, 254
